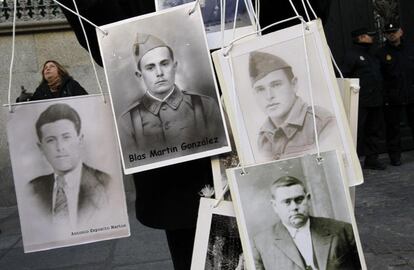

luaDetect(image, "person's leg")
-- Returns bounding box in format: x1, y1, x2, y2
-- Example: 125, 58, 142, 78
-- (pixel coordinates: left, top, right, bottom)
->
357, 106, 368, 157
363, 106, 386, 169
384, 104, 402, 165
165, 227, 197, 270
405, 103, 414, 142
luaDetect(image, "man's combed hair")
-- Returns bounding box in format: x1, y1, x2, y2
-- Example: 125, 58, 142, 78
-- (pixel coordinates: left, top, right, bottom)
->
270, 176, 307, 199
36, 103, 82, 141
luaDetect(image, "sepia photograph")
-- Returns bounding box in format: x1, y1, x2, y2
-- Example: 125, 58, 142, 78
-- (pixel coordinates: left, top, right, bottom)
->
227, 150, 366, 270
191, 198, 244, 270
155, 0, 255, 49
212, 21, 363, 186
6, 95, 130, 252
97, 3, 230, 174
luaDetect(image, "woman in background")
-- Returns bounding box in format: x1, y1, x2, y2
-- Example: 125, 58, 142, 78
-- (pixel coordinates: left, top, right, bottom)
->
31, 60, 87, 100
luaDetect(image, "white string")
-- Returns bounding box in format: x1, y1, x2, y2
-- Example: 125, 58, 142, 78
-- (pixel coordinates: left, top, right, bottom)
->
52, 0, 107, 35
222, 15, 303, 56
329, 47, 344, 79
300, 0, 311, 21
305, 0, 318, 19
7, 0, 17, 112
224, 52, 254, 169
231, 0, 240, 40
256, 0, 260, 30
245, 0, 261, 33
188, 0, 201, 15
299, 20, 322, 159
288, 0, 301, 17
220, 0, 226, 50
212, 183, 229, 208
71, 0, 106, 103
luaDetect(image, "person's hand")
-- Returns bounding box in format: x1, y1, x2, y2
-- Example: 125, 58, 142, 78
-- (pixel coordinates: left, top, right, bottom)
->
16, 86, 33, 102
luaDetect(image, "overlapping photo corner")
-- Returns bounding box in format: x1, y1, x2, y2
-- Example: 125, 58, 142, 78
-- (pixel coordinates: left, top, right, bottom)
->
155, 0, 256, 49
6, 95, 130, 253
212, 20, 363, 187
226, 150, 366, 270
97, 3, 231, 174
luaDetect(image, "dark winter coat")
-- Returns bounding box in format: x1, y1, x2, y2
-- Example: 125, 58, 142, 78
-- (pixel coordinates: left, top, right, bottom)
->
30, 75, 88, 101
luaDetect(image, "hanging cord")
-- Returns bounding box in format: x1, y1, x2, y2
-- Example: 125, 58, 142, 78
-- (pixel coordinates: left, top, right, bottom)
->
299, 20, 322, 162
222, 15, 304, 56
300, 0, 311, 21
288, 0, 301, 17
255, 0, 260, 29
52, 0, 107, 35
188, 0, 201, 15
212, 183, 229, 208
223, 50, 254, 169
71, 0, 106, 103
305, 0, 318, 19
245, 0, 261, 33
230, 0, 240, 41
7, 0, 17, 112
220, 0, 226, 50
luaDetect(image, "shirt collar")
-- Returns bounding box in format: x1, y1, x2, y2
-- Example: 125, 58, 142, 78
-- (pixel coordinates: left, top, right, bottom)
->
284, 218, 311, 238
142, 85, 184, 115
260, 97, 308, 139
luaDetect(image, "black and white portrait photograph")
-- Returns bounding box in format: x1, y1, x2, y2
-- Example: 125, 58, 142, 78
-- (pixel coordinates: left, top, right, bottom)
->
212, 21, 363, 186
227, 150, 366, 270
97, 3, 230, 174
191, 198, 244, 270
155, 0, 255, 49
6, 95, 130, 252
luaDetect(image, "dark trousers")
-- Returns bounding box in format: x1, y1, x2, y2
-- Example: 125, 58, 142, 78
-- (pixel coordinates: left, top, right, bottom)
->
165, 227, 196, 270
357, 106, 384, 161
384, 103, 414, 160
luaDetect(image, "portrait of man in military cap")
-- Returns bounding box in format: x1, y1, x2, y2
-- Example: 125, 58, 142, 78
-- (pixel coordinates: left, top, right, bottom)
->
248, 51, 336, 160
97, 4, 229, 173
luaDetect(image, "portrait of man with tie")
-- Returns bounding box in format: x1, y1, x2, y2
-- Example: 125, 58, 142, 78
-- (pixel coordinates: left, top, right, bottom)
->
252, 176, 361, 270
249, 51, 336, 160
29, 103, 111, 228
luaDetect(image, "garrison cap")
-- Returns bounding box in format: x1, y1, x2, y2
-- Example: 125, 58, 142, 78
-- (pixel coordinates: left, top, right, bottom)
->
133, 33, 167, 64
383, 22, 400, 33
351, 27, 376, 38
249, 51, 291, 85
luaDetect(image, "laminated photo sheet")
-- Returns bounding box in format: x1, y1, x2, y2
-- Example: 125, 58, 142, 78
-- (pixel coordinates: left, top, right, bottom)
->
211, 150, 238, 201
6, 95, 130, 252
154, 0, 256, 49
212, 20, 363, 186
97, 3, 231, 174
226, 150, 366, 270
191, 198, 244, 270
337, 78, 360, 145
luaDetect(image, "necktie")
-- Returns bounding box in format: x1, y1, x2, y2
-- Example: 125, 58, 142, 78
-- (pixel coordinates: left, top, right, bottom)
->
53, 175, 69, 219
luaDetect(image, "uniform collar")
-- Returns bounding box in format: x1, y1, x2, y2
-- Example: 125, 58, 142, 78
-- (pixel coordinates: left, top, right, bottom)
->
260, 97, 307, 139
142, 85, 185, 115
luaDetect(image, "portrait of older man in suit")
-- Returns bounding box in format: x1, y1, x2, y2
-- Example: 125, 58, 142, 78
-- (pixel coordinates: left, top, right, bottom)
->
29, 103, 111, 228
249, 51, 336, 160
252, 176, 361, 270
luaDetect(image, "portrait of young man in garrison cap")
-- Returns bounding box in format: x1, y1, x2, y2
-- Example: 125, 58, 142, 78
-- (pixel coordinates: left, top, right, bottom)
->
118, 32, 224, 154
249, 51, 336, 160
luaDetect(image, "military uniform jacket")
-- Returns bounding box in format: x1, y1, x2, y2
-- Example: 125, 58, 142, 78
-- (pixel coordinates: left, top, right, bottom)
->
342, 44, 383, 107
257, 97, 336, 160
253, 217, 361, 270
377, 40, 414, 105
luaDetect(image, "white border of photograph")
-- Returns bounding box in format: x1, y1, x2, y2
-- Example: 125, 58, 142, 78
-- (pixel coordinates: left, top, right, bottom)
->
6, 94, 130, 253
97, 3, 231, 174
191, 198, 244, 269
226, 150, 366, 270
154, 0, 256, 49
212, 20, 363, 186
337, 78, 360, 145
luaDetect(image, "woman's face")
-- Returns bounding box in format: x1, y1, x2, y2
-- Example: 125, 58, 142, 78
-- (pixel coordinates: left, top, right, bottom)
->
43, 62, 59, 82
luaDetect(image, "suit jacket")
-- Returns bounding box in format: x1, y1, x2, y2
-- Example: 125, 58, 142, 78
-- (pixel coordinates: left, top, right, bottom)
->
253, 217, 361, 270
29, 164, 111, 225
